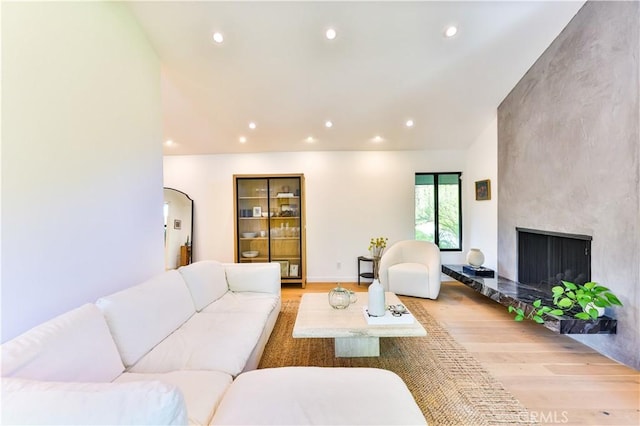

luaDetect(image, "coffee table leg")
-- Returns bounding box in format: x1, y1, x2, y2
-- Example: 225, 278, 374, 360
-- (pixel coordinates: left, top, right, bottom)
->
334, 337, 380, 357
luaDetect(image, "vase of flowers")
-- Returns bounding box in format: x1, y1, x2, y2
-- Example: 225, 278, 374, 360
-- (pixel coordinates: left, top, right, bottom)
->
369, 237, 388, 279
367, 237, 388, 317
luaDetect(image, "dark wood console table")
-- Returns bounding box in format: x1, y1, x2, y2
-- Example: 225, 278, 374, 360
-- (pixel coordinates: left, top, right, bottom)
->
442, 264, 617, 334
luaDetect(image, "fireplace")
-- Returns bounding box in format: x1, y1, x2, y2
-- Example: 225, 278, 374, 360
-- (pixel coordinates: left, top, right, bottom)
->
517, 228, 591, 289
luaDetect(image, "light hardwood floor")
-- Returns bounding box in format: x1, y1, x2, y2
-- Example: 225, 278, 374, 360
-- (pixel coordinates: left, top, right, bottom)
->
282, 281, 640, 426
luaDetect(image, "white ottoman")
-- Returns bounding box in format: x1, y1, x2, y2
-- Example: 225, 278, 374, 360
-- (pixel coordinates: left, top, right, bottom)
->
211, 367, 427, 425
388, 262, 431, 299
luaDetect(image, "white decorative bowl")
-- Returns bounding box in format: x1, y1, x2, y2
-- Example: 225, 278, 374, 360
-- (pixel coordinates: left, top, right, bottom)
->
242, 251, 259, 258
241, 232, 257, 238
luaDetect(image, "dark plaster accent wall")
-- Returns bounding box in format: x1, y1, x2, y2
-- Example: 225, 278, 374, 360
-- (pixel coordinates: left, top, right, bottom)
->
498, 1, 639, 369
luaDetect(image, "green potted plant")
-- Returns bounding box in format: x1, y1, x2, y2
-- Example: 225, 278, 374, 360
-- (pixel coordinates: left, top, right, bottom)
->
551, 280, 623, 320
508, 280, 622, 322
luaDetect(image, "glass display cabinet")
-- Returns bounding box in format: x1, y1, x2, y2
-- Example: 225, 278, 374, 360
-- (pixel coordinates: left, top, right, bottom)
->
233, 174, 306, 287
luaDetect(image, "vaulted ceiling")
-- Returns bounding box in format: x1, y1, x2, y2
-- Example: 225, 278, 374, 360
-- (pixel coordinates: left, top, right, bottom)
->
126, 1, 585, 155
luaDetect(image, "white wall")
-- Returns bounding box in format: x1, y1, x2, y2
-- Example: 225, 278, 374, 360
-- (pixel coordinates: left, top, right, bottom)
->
163, 149, 492, 283
463, 117, 498, 271
1, 2, 164, 342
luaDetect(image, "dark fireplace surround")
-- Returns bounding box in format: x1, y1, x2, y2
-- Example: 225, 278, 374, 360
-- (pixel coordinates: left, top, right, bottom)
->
517, 227, 592, 290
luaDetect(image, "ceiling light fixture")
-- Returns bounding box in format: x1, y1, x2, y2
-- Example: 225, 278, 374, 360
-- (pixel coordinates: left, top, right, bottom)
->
165, 139, 175, 146
372, 135, 384, 143
248, 122, 256, 130
325, 28, 337, 40
405, 119, 414, 128
213, 32, 224, 43
325, 120, 333, 128
239, 136, 247, 143
305, 136, 315, 143
444, 26, 458, 38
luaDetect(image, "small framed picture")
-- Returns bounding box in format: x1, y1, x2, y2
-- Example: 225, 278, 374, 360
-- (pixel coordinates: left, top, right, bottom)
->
273, 260, 289, 278
289, 264, 299, 277
475, 179, 491, 201
253, 206, 262, 217
280, 204, 292, 212
174, 219, 182, 230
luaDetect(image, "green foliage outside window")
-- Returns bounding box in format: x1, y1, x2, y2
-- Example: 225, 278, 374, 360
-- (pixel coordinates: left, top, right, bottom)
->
415, 173, 461, 250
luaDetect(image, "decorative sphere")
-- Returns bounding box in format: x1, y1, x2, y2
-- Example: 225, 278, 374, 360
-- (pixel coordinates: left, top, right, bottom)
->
328, 285, 351, 309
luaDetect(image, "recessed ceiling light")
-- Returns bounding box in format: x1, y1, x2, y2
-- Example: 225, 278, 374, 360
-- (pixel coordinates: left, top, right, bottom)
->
444, 26, 458, 38
405, 119, 414, 128
248, 122, 257, 130
239, 136, 247, 143
325, 120, 333, 128
372, 135, 384, 143
165, 139, 175, 146
305, 136, 316, 143
213, 32, 224, 44
325, 28, 337, 40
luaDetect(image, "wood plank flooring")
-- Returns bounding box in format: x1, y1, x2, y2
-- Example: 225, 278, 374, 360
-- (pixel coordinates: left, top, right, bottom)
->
281, 280, 640, 425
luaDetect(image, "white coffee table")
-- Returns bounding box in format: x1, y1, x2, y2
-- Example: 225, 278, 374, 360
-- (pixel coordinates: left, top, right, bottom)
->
292, 292, 427, 357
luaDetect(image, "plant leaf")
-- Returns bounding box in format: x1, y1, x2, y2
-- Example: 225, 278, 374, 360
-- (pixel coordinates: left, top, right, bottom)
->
552, 286, 565, 295
549, 309, 565, 316
575, 312, 591, 320
557, 297, 573, 308
587, 308, 599, 319
606, 293, 623, 306
515, 315, 524, 321
563, 281, 578, 290
533, 299, 542, 308
533, 316, 545, 324
508, 306, 515, 313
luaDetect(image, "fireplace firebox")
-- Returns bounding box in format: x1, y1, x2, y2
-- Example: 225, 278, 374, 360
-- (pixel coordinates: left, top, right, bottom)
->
517, 227, 591, 289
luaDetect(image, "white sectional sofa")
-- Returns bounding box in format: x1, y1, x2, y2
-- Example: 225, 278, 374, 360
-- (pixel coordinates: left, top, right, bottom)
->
1, 260, 427, 425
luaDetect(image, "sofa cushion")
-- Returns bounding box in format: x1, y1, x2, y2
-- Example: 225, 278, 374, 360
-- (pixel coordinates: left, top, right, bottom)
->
1, 304, 124, 383
388, 263, 430, 299
116, 370, 232, 426
201, 291, 279, 315
129, 311, 269, 377
96, 269, 196, 368
178, 260, 228, 311
210, 367, 427, 425
1, 377, 187, 425
224, 263, 281, 294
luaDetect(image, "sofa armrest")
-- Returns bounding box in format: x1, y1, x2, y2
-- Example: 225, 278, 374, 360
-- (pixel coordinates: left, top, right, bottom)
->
223, 263, 281, 295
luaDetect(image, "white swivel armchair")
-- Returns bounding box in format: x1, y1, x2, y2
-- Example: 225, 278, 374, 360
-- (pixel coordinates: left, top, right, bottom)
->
378, 240, 441, 299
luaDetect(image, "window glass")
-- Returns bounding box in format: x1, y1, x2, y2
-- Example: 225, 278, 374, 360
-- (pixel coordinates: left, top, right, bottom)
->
415, 173, 462, 250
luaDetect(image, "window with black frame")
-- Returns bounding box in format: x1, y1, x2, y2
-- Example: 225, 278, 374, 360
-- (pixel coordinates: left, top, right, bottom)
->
414, 172, 462, 251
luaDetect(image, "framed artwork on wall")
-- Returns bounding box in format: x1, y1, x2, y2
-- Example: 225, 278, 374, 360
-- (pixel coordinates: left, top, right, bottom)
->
174, 219, 182, 230
475, 179, 491, 201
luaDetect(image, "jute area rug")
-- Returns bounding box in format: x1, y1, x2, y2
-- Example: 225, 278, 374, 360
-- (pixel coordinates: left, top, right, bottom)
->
258, 298, 534, 425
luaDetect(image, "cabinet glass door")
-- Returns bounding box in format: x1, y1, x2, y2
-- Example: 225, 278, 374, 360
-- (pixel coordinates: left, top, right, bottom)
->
269, 177, 301, 279
236, 178, 269, 263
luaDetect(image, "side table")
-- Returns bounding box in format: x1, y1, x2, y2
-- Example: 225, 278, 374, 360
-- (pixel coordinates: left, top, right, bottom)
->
357, 256, 374, 286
